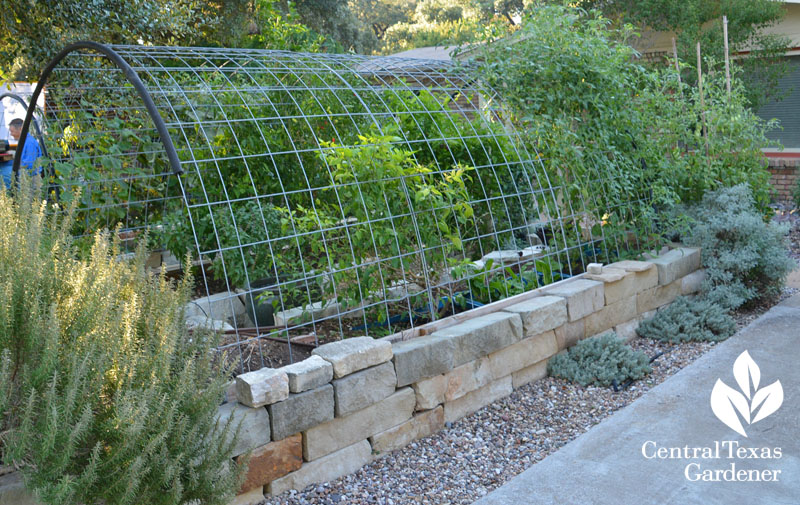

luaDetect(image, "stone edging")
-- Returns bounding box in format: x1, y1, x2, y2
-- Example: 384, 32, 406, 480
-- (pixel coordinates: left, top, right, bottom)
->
220, 246, 703, 505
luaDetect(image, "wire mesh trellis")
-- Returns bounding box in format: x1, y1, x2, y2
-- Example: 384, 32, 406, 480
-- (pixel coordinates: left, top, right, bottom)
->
17, 42, 653, 374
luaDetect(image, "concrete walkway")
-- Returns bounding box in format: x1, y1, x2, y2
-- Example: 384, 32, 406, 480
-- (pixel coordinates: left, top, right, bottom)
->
475, 294, 800, 505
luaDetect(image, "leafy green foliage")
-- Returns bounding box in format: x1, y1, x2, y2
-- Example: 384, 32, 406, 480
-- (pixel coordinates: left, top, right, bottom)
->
547, 333, 651, 387
475, 3, 778, 264
637, 296, 737, 343
579, 0, 791, 108
684, 184, 796, 309
0, 176, 241, 505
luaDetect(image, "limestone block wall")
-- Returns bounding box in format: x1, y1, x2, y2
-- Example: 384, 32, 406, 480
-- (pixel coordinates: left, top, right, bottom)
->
221, 247, 704, 505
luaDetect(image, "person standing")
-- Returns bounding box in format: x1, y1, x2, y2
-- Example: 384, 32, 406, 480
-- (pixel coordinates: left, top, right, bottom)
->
8, 118, 42, 186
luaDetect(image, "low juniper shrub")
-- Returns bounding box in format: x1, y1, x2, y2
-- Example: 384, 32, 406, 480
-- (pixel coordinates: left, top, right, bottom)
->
547, 333, 651, 387
636, 296, 737, 343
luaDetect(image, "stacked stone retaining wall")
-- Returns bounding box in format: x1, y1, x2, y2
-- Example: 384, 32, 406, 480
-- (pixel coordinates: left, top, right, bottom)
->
224, 247, 704, 504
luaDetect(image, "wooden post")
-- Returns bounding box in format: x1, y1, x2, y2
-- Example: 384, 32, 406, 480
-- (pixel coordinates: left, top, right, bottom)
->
697, 42, 710, 160
723, 15, 731, 97
672, 37, 681, 83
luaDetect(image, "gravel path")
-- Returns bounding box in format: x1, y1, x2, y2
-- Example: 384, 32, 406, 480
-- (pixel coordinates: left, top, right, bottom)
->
262, 215, 800, 505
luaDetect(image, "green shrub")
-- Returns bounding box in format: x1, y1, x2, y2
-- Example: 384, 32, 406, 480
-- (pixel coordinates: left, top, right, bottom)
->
684, 184, 796, 310
0, 177, 241, 505
637, 296, 737, 343
547, 333, 651, 387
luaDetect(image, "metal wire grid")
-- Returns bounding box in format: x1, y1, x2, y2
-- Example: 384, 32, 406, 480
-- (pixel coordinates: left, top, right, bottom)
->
22, 43, 653, 373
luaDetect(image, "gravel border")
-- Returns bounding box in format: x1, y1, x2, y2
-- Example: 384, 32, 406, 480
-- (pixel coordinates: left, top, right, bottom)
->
261, 283, 795, 505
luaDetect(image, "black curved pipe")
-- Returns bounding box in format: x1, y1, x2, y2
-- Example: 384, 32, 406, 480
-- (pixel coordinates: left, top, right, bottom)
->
0, 92, 49, 160
14, 40, 183, 176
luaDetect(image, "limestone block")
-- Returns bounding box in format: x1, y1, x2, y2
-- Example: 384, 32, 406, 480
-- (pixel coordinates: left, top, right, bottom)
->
236, 368, 289, 408
216, 402, 271, 458
637, 279, 681, 314
584, 296, 637, 337
681, 269, 705, 295
370, 406, 444, 454
229, 487, 266, 505
615, 319, 640, 343
333, 362, 396, 416
648, 247, 701, 286
268, 384, 334, 440
312, 337, 393, 379
586, 263, 603, 275
502, 296, 567, 337
412, 374, 447, 411
431, 312, 523, 367
236, 434, 302, 492
554, 319, 585, 350
512, 359, 548, 389
281, 355, 333, 393
443, 375, 513, 423
543, 279, 604, 322
185, 291, 246, 325
606, 260, 658, 292
392, 334, 454, 387
303, 388, 415, 461
488, 330, 557, 380
268, 440, 372, 496
444, 357, 493, 402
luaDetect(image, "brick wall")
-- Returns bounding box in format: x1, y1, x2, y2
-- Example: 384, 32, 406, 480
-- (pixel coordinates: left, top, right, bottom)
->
767, 157, 800, 203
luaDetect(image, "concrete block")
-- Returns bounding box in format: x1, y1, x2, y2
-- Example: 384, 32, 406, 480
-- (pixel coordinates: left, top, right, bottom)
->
185, 290, 246, 325
488, 330, 557, 380
370, 406, 444, 454
229, 487, 266, 505
312, 337, 393, 378
512, 359, 548, 389
236, 368, 289, 408
303, 388, 415, 461
543, 279, 604, 322
268, 384, 334, 440
281, 355, 333, 393
392, 334, 454, 387
444, 357, 493, 402
615, 319, 640, 343
607, 260, 658, 292
637, 279, 681, 314
236, 434, 302, 492
216, 402, 271, 457
585, 266, 638, 306
681, 269, 705, 295
443, 375, 513, 423
268, 440, 372, 496
412, 374, 447, 410
584, 296, 637, 337
554, 319, 585, 350
333, 362, 396, 416
648, 247, 701, 286
502, 296, 567, 337
431, 312, 523, 367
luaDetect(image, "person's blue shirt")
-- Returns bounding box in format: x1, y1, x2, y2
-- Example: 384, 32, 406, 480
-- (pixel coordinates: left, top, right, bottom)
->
18, 133, 42, 177
0, 159, 11, 189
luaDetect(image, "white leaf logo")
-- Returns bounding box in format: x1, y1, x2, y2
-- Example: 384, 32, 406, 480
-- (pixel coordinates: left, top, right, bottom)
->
710, 351, 783, 437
